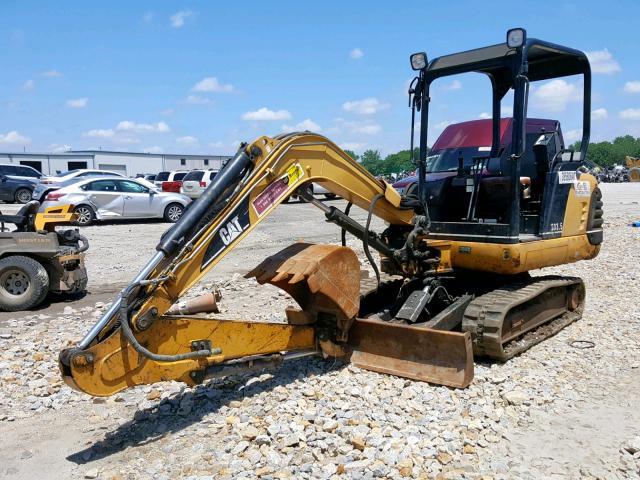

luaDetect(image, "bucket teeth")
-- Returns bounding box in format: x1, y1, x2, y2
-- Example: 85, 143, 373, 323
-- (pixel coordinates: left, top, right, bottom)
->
246, 243, 361, 336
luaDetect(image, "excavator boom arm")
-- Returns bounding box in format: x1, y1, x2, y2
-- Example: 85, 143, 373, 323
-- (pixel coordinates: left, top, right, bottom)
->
58, 133, 467, 397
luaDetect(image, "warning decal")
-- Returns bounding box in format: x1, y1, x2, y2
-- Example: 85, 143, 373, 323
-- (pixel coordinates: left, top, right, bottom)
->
558, 171, 577, 184
252, 163, 305, 216
574, 181, 591, 197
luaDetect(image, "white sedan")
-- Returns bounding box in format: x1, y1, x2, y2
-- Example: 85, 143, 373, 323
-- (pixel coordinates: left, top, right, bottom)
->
40, 177, 191, 226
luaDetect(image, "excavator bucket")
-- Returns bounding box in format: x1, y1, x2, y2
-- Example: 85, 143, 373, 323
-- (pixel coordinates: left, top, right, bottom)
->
247, 242, 474, 388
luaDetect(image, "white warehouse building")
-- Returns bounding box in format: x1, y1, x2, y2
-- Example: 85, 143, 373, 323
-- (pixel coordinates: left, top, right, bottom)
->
0, 150, 232, 177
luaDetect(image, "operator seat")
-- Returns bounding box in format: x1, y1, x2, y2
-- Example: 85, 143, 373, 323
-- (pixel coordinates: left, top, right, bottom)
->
0, 200, 41, 232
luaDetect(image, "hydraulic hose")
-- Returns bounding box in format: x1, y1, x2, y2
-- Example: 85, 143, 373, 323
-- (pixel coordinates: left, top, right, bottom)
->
119, 281, 217, 362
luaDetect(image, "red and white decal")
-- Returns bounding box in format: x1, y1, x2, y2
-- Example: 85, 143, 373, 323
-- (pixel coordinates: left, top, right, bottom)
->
252, 163, 305, 217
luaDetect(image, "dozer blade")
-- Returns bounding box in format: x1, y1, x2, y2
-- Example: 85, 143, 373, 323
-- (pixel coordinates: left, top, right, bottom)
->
347, 318, 474, 388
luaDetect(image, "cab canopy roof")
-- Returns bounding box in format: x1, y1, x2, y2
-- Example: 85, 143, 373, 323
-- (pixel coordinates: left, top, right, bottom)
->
425, 38, 591, 97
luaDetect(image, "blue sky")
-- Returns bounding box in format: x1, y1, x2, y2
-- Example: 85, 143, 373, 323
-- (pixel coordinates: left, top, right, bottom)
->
1, 1, 638, 155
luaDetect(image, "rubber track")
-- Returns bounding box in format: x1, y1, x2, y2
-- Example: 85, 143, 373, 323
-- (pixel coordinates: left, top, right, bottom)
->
462, 275, 584, 361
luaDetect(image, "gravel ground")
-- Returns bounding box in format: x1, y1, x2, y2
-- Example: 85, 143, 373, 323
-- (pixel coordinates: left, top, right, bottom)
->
0, 184, 639, 480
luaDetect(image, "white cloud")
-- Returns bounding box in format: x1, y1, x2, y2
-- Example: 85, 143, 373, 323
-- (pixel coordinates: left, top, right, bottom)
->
66, 97, 88, 108
478, 112, 492, 119
176, 136, 198, 146
144, 146, 163, 154
443, 80, 462, 91
282, 118, 321, 132
342, 97, 389, 115
591, 108, 608, 120
564, 129, 582, 144
242, 107, 292, 121
170, 10, 193, 28
623, 81, 640, 94
0, 131, 31, 145
586, 49, 621, 75
192, 77, 234, 93
50, 143, 71, 153
116, 121, 170, 133
532, 79, 581, 112
42, 70, 63, 78
334, 118, 382, 136
619, 108, 640, 120
21, 79, 34, 91
352, 123, 381, 135
350, 48, 364, 60
185, 95, 212, 105
83, 128, 114, 138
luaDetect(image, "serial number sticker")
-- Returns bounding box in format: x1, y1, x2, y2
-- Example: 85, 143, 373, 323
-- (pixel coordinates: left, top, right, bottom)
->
252, 163, 305, 217
558, 171, 577, 184
574, 181, 591, 197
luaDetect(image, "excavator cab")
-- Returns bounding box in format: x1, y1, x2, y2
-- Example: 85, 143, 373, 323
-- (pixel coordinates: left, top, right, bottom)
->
59, 29, 602, 396
410, 28, 595, 242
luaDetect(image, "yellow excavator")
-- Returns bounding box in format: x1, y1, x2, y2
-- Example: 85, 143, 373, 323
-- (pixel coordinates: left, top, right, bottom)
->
626, 156, 640, 182
59, 29, 603, 396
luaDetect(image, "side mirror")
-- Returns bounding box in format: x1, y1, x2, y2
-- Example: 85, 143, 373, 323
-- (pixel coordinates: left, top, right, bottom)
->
0, 175, 7, 183
149, 189, 156, 196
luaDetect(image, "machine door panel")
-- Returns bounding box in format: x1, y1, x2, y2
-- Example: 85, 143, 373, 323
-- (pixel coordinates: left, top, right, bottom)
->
85, 180, 124, 218
118, 180, 156, 218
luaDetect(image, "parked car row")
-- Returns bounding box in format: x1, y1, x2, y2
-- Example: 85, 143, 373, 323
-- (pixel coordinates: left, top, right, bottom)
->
41, 177, 190, 226
0, 161, 342, 227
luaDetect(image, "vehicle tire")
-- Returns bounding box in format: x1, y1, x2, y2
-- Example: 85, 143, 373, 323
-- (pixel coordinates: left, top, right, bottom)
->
164, 203, 185, 223
0, 255, 49, 312
15, 188, 32, 204
324, 193, 337, 200
73, 205, 95, 227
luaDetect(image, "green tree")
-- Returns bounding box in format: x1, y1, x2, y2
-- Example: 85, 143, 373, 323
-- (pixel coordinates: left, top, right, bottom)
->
343, 149, 359, 162
571, 135, 640, 167
360, 149, 383, 175
381, 148, 420, 175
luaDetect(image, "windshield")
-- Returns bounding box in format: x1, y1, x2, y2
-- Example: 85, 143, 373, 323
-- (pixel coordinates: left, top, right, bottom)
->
426, 148, 497, 173
173, 172, 187, 181
155, 172, 170, 182
183, 171, 204, 181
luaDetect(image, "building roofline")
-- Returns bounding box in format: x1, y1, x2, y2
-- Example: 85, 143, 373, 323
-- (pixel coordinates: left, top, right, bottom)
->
0, 150, 232, 158
70, 150, 232, 158
0, 152, 93, 157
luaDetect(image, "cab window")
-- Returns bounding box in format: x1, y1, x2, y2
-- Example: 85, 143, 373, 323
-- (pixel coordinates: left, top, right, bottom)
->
117, 180, 148, 193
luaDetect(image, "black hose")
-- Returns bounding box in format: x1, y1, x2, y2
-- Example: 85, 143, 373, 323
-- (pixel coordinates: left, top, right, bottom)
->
340, 202, 353, 246
76, 234, 89, 253
364, 194, 384, 286
119, 282, 214, 362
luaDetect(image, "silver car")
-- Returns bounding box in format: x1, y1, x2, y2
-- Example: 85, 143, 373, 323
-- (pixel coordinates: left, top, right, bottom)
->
40, 177, 191, 226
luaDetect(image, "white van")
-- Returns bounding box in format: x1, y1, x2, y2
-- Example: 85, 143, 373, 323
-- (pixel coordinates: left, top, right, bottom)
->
180, 170, 219, 199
